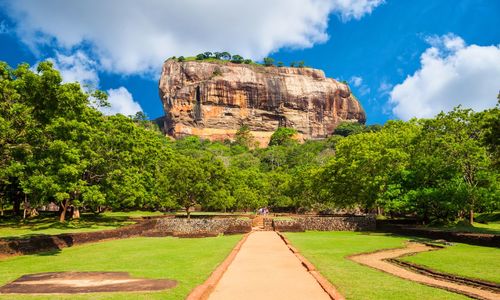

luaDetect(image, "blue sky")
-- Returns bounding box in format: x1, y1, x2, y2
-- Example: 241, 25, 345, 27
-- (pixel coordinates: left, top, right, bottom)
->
1, 0, 499, 124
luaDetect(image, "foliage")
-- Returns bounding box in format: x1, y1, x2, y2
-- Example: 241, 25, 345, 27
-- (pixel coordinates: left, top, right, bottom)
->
230, 55, 244, 64
334, 121, 365, 136
234, 124, 257, 149
269, 127, 297, 146
263, 57, 274, 66
0, 60, 497, 225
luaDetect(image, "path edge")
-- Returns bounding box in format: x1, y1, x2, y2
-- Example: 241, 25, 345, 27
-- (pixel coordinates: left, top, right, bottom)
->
347, 242, 498, 300
276, 231, 345, 300
186, 233, 250, 300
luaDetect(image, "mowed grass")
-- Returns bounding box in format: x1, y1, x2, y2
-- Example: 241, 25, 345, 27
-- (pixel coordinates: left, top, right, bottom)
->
0, 235, 242, 299
285, 231, 468, 300
0, 215, 136, 239
426, 222, 500, 235
401, 243, 500, 283
0, 211, 254, 239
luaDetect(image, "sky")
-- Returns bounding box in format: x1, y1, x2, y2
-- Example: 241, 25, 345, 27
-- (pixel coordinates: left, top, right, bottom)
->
0, 0, 499, 124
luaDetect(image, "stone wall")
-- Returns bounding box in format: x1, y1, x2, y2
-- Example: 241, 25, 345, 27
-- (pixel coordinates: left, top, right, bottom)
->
154, 218, 252, 237
0, 217, 252, 257
263, 218, 273, 231
0, 219, 158, 256
273, 215, 376, 232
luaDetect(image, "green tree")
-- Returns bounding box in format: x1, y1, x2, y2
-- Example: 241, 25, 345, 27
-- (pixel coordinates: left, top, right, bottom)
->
221, 52, 231, 60
235, 124, 257, 148
231, 55, 244, 64
263, 57, 274, 66
334, 121, 365, 137
165, 154, 228, 218
269, 127, 297, 146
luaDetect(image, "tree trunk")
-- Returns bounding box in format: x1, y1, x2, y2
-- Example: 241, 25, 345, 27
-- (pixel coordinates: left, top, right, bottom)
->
13, 196, 20, 216
59, 199, 69, 222
72, 207, 80, 219
469, 195, 475, 224
186, 206, 191, 220
22, 195, 29, 219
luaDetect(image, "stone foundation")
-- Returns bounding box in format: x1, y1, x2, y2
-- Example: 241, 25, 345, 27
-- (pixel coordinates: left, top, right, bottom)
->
0, 217, 252, 257
153, 218, 252, 236
263, 218, 274, 231
273, 215, 376, 232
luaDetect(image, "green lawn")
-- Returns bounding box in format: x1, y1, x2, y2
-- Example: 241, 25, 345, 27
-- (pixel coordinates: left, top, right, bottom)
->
0, 215, 137, 239
400, 243, 500, 283
0, 235, 242, 299
0, 211, 254, 239
285, 231, 468, 300
101, 210, 167, 218
426, 222, 500, 235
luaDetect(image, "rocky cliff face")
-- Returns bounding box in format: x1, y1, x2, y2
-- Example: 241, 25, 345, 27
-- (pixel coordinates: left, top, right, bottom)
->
158, 59, 365, 146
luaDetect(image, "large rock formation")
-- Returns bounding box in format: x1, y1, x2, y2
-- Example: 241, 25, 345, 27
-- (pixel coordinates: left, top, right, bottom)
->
158, 59, 365, 146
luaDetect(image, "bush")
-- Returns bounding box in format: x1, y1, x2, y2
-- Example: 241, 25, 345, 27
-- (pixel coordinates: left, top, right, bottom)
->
263, 57, 274, 66
269, 127, 297, 146
231, 55, 244, 64
334, 122, 365, 137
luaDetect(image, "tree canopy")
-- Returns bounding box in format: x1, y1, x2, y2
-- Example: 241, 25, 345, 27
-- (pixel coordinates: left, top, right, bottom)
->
1, 61, 498, 225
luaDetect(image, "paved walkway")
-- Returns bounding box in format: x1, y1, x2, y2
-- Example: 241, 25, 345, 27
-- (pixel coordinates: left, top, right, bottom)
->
208, 231, 330, 300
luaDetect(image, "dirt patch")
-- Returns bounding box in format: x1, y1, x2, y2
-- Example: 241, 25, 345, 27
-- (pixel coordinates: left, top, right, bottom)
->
0, 272, 177, 294
349, 242, 500, 300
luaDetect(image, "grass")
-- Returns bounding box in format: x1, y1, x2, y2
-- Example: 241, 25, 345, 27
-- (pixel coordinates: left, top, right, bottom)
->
400, 243, 500, 283
0, 235, 242, 299
0, 211, 256, 239
285, 231, 468, 300
0, 215, 136, 239
101, 210, 167, 218
425, 222, 500, 235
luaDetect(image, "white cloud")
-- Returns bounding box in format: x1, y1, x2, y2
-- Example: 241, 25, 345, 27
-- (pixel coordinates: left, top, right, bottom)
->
40, 52, 142, 116
350, 75, 370, 96
330, 0, 384, 21
350, 76, 363, 87
378, 80, 393, 95
389, 34, 500, 120
48, 51, 99, 88
102, 87, 143, 116
0, 20, 9, 34
3, 0, 383, 76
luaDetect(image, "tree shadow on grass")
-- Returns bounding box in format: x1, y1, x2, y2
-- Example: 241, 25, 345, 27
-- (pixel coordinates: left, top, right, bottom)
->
0, 214, 134, 240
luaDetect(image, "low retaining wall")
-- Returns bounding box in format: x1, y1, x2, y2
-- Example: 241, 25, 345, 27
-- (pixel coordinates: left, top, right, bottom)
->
0, 217, 252, 257
0, 219, 158, 256
273, 215, 376, 232
153, 218, 252, 237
